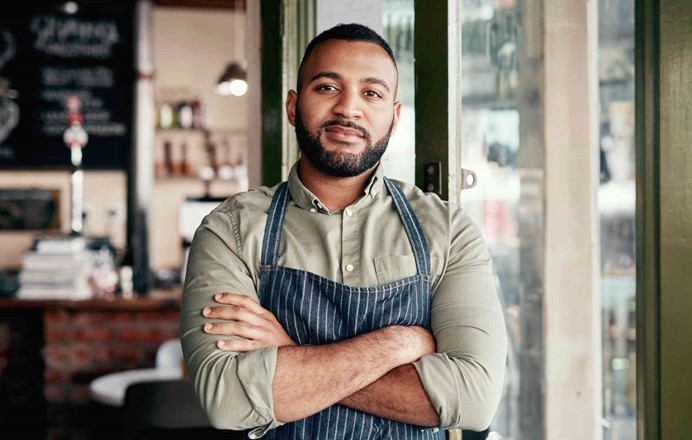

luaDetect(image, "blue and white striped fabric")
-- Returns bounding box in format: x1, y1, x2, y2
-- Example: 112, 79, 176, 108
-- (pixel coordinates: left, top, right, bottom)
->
254, 178, 444, 440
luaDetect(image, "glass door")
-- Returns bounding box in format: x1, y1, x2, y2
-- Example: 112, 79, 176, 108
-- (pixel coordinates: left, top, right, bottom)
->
598, 0, 636, 438
456, 1, 545, 439
382, 0, 416, 184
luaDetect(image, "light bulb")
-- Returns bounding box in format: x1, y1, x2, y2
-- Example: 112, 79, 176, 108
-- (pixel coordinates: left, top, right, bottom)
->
229, 79, 248, 96
215, 81, 233, 96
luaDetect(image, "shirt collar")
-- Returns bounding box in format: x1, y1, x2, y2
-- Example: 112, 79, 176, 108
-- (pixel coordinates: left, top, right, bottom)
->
287, 160, 386, 213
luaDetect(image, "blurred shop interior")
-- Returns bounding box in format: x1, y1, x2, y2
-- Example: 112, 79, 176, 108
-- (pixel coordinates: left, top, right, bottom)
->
0, 0, 689, 439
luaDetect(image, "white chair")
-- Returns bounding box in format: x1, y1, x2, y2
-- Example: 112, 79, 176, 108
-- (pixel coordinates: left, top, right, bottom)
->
155, 338, 183, 373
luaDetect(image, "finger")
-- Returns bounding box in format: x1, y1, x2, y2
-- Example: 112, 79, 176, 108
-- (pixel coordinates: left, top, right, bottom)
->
202, 305, 268, 328
204, 321, 263, 340
214, 293, 274, 319
216, 338, 260, 353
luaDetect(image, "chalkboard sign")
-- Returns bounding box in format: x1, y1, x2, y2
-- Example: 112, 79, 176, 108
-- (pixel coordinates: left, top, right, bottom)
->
0, 1, 135, 169
0, 188, 61, 230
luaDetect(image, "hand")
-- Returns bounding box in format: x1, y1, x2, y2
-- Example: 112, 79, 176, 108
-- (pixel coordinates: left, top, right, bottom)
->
202, 292, 297, 352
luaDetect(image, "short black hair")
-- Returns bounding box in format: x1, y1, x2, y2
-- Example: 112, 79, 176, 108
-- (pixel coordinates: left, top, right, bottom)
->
297, 23, 397, 92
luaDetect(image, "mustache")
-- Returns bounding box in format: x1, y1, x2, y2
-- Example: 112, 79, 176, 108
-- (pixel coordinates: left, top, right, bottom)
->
318, 119, 371, 141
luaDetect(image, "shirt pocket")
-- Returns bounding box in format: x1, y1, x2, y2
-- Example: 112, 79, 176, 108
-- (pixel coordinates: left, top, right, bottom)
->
374, 255, 444, 286
374, 255, 419, 285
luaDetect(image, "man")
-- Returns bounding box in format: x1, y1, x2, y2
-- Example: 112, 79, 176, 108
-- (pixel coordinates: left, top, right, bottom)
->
181, 24, 507, 440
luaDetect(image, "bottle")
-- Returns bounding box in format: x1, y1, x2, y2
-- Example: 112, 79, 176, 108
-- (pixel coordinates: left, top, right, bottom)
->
191, 95, 206, 129
177, 101, 194, 129
158, 103, 174, 129
119, 266, 134, 299
163, 140, 173, 176
155, 139, 166, 178
170, 141, 183, 176
181, 141, 189, 176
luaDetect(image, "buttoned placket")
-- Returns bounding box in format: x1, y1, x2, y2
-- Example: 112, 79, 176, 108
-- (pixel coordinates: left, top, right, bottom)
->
341, 204, 359, 283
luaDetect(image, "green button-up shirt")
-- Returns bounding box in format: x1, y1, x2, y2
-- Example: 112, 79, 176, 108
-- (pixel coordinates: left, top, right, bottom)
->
181, 162, 507, 435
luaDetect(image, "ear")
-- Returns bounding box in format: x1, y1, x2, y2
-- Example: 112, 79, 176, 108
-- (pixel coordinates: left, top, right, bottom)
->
391, 100, 402, 134
286, 90, 298, 127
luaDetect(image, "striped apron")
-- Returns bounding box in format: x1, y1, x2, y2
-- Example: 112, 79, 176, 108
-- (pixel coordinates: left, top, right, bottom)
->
256, 177, 445, 440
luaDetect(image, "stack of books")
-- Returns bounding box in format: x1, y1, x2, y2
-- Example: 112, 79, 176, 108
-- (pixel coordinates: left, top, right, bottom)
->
17, 236, 93, 300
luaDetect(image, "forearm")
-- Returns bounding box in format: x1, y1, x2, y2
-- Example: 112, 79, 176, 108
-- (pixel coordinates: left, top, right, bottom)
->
272, 326, 428, 423
339, 363, 440, 426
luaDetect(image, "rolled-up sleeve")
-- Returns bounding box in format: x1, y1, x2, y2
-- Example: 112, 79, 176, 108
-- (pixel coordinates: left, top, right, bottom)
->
180, 210, 283, 437
413, 209, 507, 431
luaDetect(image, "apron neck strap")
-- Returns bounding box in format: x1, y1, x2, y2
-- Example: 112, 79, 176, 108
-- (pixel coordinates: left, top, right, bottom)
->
260, 182, 290, 266
383, 177, 432, 276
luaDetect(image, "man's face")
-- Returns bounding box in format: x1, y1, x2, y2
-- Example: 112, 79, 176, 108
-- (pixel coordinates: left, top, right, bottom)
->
286, 39, 400, 177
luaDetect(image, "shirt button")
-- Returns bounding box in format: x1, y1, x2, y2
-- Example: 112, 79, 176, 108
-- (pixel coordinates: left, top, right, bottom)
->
345, 209, 353, 216
310, 208, 316, 213
345, 264, 354, 272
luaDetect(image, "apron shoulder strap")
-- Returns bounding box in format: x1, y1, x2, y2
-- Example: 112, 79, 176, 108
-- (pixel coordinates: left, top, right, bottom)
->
383, 177, 432, 276
260, 182, 290, 266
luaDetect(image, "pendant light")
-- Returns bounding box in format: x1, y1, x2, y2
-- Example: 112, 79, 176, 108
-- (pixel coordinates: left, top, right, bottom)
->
215, 0, 247, 97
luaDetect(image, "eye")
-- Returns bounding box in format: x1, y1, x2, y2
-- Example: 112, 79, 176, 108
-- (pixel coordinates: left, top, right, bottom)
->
364, 90, 383, 99
316, 84, 338, 92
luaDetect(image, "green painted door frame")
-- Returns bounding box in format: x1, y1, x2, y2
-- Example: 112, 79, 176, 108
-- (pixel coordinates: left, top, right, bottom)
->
261, 0, 284, 187
636, 0, 692, 438
414, 0, 452, 201
261, 0, 315, 187
635, 0, 660, 437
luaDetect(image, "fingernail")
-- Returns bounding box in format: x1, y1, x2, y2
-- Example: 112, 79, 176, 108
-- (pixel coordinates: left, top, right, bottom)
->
217, 340, 225, 347
204, 323, 213, 332
215, 293, 223, 300
203, 307, 211, 316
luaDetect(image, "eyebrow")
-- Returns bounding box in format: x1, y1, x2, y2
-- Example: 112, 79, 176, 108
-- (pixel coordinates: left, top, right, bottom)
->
309, 71, 391, 93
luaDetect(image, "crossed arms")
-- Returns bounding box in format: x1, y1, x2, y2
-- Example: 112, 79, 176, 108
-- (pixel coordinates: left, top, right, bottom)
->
180, 212, 507, 434
202, 292, 440, 426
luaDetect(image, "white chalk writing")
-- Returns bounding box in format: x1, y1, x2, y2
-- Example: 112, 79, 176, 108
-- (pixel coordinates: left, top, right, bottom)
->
30, 15, 119, 60
42, 66, 114, 88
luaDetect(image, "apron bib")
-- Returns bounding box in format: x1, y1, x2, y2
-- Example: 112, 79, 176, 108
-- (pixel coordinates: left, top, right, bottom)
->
254, 178, 444, 440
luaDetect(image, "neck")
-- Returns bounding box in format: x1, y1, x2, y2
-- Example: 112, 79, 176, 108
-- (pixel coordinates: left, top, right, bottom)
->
298, 159, 377, 211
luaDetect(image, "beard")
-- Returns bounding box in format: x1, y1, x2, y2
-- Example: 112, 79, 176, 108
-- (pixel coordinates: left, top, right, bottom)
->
295, 106, 393, 178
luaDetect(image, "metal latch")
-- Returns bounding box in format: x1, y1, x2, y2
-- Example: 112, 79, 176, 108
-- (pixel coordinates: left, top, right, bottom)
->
461, 168, 477, 190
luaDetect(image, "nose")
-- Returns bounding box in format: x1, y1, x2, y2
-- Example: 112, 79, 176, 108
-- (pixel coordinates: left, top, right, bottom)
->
331, 88, 363, 120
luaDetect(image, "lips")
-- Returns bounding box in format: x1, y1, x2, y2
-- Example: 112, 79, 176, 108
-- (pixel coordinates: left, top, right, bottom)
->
324, 125, 364, 138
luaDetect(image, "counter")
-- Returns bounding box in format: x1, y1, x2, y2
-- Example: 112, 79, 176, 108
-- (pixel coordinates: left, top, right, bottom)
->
0, 291, 182, 436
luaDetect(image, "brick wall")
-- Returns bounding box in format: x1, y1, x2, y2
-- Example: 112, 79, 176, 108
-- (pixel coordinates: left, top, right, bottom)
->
42, 307, 180, 404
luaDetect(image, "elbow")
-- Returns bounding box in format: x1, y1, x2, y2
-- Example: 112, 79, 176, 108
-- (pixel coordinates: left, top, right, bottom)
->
204, 409, 243, 432
447, 389, 500, 431
450, 357, 505, 432
186, 346, 278, 432
444, 391, 498, 432
205, 410, 234, 431
461, 406, 495, 432
460, 372, 504, 431
191, 355, 246, 431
